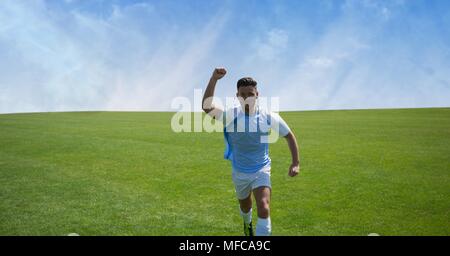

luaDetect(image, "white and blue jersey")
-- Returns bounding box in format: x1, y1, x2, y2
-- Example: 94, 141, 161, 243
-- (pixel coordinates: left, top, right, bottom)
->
219, 106, 291, 173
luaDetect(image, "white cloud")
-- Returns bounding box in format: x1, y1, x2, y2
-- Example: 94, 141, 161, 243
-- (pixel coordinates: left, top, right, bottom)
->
0, 0, 230, 113
254, 29, 289, 61
105, 11, 229, 111
272, 1, 449, 111
305, 57, 335, 68
0, 0, 448, 113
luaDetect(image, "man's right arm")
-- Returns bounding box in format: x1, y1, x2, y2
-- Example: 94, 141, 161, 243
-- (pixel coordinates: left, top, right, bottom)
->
202, 67, 226, 119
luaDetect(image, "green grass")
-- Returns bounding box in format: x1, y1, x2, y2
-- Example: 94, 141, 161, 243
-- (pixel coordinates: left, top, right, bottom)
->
0, 108, 449, 236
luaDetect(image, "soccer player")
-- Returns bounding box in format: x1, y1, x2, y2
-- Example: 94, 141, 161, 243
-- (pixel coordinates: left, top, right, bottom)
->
202, 67, 300, 236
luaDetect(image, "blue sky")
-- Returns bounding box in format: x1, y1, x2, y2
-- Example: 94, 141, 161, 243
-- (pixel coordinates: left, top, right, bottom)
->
0, 0, 449, 113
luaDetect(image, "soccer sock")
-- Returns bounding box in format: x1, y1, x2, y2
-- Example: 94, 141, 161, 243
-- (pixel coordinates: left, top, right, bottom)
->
240, 207, 252, 224
255, 217, 271, 236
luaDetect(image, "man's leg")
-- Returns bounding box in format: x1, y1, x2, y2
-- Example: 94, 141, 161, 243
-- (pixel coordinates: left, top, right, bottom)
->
232, 170, 254, 236
239, 193, 252, 216
238, 194, 253, 236
253, 186, 271, 236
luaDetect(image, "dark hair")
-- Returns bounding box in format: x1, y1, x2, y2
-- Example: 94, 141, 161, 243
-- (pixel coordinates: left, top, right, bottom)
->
237, 77, 257, 89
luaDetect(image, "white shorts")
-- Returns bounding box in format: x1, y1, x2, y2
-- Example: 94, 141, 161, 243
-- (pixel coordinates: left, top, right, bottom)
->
231, 165, 271, 200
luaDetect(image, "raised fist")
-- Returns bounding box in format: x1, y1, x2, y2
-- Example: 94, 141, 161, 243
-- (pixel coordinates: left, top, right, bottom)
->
212, 67, 227, 80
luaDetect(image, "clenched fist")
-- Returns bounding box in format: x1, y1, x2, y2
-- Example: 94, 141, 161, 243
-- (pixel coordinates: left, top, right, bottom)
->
211, 67, 227, 80
288, 163, 300, 177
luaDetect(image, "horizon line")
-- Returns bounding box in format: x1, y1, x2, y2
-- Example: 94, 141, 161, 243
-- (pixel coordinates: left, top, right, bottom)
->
1, 106, 449, 115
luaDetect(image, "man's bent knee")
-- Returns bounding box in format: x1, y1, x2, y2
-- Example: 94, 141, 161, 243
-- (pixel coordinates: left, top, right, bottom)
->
239, 194, 252, 213
256, 201, 270, 218
253, 186, 271, 218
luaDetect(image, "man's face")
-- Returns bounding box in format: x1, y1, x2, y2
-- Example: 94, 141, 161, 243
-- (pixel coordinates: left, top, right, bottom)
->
236, 86, 258, 113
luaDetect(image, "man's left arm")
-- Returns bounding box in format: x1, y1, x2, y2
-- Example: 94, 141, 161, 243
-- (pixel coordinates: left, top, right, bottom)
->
284, 131, 300, 177
269, 112, 300, 177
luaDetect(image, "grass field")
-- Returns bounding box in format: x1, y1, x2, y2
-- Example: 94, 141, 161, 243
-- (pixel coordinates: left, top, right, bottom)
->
0, 108, 449, 236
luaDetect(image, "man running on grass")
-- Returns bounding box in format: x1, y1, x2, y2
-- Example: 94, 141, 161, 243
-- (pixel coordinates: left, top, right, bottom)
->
202, 67, 300, 236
